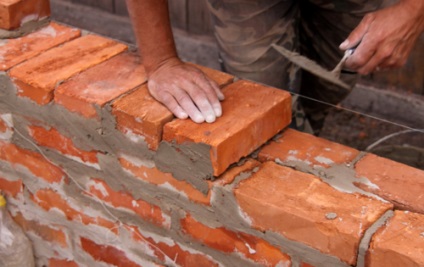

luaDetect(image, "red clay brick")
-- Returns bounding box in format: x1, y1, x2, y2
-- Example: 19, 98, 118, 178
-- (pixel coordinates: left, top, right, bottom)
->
259, 128, 359, 168
162, 80, 291, 176
0, 0, 50, 30
355, 153, 424, 213
13, 211, 68, 247
81, 237, 141, 267
0, 177, 22, 196
49, 258, 79, 267
128, 226, 219, 267
188, 63, 234, 86
87, 178, 169, 228
55, 52, 147, 118
181, 215, 291, 266
28, 125, 99, 167
112, 84, 173, 150
120, 157, 260, 205
0, 141, 65, 183
32, 189, 117, 232
0, 22, 80, 71
366, 210, 424, 267
234, 161, 393, 265
9, 34, 127, 105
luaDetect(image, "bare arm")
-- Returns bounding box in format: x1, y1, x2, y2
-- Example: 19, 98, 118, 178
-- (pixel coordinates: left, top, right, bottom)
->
341, 0, 424, 74
126, 0, 224, 123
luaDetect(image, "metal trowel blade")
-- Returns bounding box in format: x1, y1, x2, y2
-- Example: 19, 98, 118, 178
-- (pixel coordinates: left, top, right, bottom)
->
272, 44, 351, 90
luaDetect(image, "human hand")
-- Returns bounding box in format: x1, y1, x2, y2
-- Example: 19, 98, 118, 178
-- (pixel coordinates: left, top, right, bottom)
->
147, 58, 225, 123
340, 0, 424, 74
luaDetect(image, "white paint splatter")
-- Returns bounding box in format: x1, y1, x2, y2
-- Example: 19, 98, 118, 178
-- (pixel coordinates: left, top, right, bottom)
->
131, 200, 139, 208
123, 128, 146, 144
20, 14, 39, 25
314, 156, 334, 165
245, 242, 256, 254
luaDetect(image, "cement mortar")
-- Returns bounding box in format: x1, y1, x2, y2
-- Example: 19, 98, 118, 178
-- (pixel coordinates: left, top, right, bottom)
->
0, 18, 50, 39
155, 141, 213, 194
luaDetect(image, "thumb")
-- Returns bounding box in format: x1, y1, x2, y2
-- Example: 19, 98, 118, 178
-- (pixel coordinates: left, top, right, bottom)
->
340, 13, 374, 50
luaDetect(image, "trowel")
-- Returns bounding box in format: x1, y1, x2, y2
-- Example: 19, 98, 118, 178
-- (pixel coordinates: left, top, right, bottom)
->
272, 44, 354, 90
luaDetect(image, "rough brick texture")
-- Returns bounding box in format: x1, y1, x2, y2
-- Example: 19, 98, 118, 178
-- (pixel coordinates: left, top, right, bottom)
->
0, 0, 50, 30
1, 18, 423, 267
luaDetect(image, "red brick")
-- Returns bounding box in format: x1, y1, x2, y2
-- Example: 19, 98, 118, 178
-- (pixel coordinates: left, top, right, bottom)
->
112, 84, 173, 150
55, 52, 147, 118
0, 0, 50, 30
128, 226, 219, 267
13, 211, 68, 247
0, 177, 22, 196
0, 22, 80, 71
188, 63, 234, 86
81, 237, 141, 267
181, 215, 291, 266
120, 157, 260, 205
355, 153, 424, 213
32, 189, 117, 232
87, 178, 169, 228
162, 80, 291, 176
234, 161, 393, 265
28, 125, 99, 167
49, 258, 79, 267
259, 129, 359, 168
366, 210, 424, 266
9, 34, 127, 105
0, 141, 65, 183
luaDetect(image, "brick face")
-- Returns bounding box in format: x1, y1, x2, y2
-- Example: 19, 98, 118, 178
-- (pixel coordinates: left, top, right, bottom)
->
0, 0, 50, 30
355, 153, 424, 213
234, 161, 393, 265
0, 22, 81, 71
9, 34, 127, 105
55, 52, 147, 118
162, 80, 292, 176
259, 128, 359, 168
366, 211, 424, 266
0, 177, 22, 196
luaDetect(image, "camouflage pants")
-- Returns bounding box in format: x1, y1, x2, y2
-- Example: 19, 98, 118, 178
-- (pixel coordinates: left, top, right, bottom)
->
205, 0, 384, 134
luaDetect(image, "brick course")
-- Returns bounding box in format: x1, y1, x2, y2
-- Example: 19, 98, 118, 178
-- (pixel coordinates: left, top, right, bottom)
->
1, 17, 423, 267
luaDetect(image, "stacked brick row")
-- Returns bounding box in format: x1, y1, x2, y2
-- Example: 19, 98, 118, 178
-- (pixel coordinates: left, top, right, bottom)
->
0, 4, 423, 267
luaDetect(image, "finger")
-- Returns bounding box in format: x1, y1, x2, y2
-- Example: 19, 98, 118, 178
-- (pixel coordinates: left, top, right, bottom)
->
182, 80, 217, 123
357, 41, 397, 73
344, 39, 377, 71
340, 13, 374, 50
195, 76, 223, 118
173, 86, 206, 123
157, 91, 189, 120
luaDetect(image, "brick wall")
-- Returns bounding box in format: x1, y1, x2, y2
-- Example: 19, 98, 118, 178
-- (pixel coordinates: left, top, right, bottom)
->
1, 3, 424, 267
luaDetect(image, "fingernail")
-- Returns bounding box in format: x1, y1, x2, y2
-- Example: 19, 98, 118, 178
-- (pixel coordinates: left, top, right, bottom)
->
339, 40, 349, 49
177, 111, 188, 119
213, 105, 222, 117
193, 114, 205, 124
218, 92, 225, 101
205, 113, 216, 123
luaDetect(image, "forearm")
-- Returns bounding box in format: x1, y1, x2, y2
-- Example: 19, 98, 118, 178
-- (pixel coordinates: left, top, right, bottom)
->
126, 0, 178, 74
399, 0, 424, 31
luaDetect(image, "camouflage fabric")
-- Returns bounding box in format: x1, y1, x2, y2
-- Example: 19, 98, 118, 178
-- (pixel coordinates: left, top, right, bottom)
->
205, 0, 385, 134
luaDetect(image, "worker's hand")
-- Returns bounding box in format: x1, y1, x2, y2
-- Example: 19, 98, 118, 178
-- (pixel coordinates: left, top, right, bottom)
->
340, 0, 424, 74
147, 57, 225, 123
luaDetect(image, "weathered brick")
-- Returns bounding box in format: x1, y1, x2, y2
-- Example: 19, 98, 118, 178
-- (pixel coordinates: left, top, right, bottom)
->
181, 215, 291, 266
32, 189, 117, 232
366, 210, 424, 266
0, 0, 50, 30
28, 125, 100, 168
0, 22, 80, 71
0, 177, 22, 196
120, 157, 260, 206
49, 258, 78, 267
13, 211, 68, 247
162, 80, 291, 177
9, 34, 127, 105
55, 52, 147, 118
234, 161, 393, 265
259, 128, 359, 168
111, 85, 173, 150
355, 153, 424, 213
128, 226, 219, 267
87, 178, 170, 228
0, 141, 66, 183
80, 237, 141, 267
